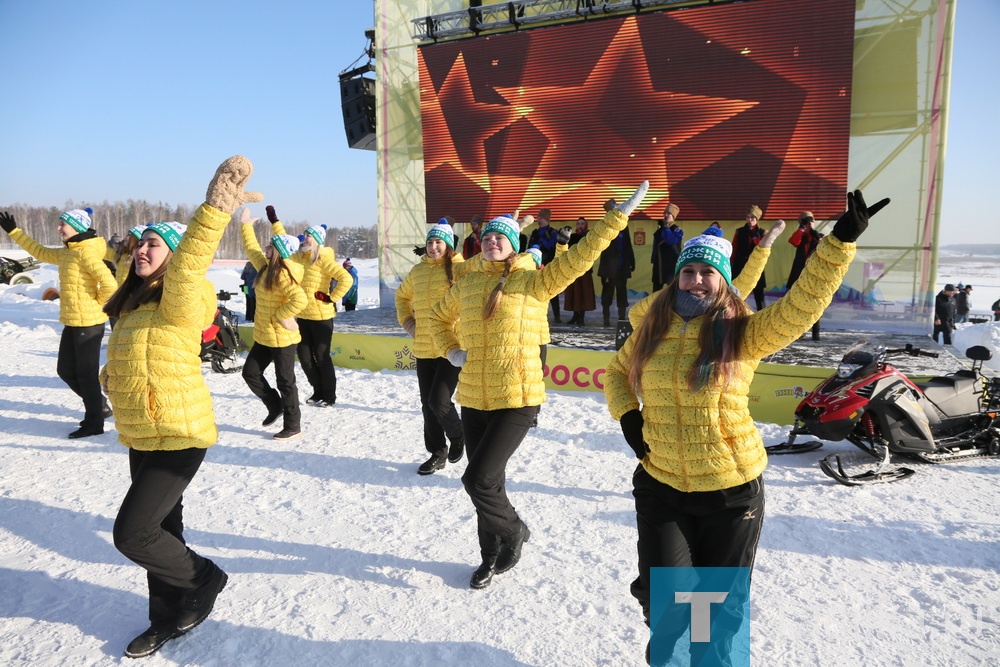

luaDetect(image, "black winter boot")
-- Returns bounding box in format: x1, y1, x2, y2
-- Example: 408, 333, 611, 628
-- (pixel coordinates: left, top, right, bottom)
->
470, 558, 496, 589
418, 454, 447, 475
124, 625, 181, 659
494, 520, 530, 574
175, 561, 228, 632
447, 441, 465, 464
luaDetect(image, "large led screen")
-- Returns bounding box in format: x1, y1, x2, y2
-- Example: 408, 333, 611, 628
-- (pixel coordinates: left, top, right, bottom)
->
419, 0, 855, 223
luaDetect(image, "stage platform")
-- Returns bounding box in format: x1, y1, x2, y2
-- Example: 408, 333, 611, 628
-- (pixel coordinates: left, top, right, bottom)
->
238, 308, 967, 427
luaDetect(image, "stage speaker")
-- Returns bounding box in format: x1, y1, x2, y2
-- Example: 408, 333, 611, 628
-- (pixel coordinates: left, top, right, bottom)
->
340, 75, 376, 151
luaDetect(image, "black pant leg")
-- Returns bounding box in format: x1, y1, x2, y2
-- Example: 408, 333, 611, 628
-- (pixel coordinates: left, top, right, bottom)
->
615, 276, 629, 318
114, 448, 210, 594
416, 358, 447, 457
429, 357, 463, 447
296, 319, 321, 395
461, 406, 536, 542
312, 319, 336, 403
56, 324, 106, 428
273, 345, 300, 430
242, 342, 279, 408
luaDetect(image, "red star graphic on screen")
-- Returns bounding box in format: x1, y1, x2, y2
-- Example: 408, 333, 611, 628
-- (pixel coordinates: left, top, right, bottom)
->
420, 0, 853, 222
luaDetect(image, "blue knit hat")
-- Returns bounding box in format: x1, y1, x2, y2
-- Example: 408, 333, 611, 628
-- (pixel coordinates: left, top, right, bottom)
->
482, 215, 520, 253
426, 220, 455, 249
702, 224, 724, 238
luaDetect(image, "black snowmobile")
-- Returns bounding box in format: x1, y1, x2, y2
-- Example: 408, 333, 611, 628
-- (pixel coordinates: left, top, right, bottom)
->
767, 341, 1000, 485
200, 290, 244, 374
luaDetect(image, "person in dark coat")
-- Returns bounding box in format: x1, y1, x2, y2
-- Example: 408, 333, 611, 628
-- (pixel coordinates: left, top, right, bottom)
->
732, 204, 768, 310
528, 208, 561, 322
933, 284, 958, 344
563, 217, 597, 325
240, 260, 258, 322
597, 199, 635, 327
787, 211, 824, 340
650, 203, 683, 293
955, 284, 972, 323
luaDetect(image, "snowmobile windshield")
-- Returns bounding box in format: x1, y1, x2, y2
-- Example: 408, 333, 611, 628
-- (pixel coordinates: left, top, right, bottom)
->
837, 343, 881, 379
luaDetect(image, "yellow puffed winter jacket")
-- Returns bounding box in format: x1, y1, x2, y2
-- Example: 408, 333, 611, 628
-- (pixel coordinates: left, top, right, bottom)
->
269, 221, 354, 321
396, 254, 476, 359
605, 236, 857, 493
241, 224, 307, 348
628, 245, 771, 327
10, 229, 115, 326
101, 204, 228, 451
429, 209, 631, 411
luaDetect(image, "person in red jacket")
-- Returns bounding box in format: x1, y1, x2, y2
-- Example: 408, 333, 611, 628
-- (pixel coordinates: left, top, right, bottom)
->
462, 215, 483, 258
787, 211, 825, 340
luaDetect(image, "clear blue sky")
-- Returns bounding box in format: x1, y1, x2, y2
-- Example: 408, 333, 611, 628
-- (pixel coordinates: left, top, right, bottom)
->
0, 1, 997, 241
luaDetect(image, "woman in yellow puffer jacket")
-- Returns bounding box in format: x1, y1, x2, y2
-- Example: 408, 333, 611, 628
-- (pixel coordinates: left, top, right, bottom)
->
428, 182, 648, 590
264, 205, 353, 407
604, 191, 888, 665
107, 224, 146, 286
0, 206, 116, 438
395, 220, 471, 475
100, 156, 262, 658
240, 217, 308, 441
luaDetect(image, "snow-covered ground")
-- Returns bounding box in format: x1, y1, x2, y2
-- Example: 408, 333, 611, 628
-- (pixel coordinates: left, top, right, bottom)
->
1, 253, 999, 666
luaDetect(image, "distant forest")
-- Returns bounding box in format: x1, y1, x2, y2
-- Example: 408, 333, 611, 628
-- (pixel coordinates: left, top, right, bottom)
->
0, 201, 377, 260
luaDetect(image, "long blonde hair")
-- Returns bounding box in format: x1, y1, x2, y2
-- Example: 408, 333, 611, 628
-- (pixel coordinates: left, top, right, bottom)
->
482, 253, 517, 321
627, 279, 752, 394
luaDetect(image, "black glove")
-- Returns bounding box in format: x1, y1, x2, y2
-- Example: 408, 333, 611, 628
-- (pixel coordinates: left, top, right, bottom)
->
831, 190, 890, 243
266, 205, 279, 224
413, 245, 426, 256
314, 291, 332, 303
620, 409, 648, 460
557, 226, 572, 245
0, 211, 17, 234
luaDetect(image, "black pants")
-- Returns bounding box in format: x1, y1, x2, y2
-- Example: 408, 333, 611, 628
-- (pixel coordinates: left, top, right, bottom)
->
601, 275, 629, 319
632, 466, 763, 662
57, 323, 106, 429
114, 447, 212, 627
245, 294, 256, 323
933, 323, 953, 345
297, 318, 336, 403
343, 302, 356, 312
416, 357, 463, 457
243, 342, 300, 430
461, 405, 537, 561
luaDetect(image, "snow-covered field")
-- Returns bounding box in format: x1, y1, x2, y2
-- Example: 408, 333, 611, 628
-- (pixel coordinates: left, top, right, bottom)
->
1, 253, 999, 666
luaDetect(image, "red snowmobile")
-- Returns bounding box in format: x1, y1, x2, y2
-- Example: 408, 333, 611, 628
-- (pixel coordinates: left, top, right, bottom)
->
766, 341, 1000, 485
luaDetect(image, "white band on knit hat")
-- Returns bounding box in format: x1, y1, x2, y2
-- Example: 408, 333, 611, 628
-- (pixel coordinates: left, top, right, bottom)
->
60, 208, 93, 233
426, 221, 455, 249
306, 224, 327, 245
145, 222, 187, 252
482, 215, 520, 253
676, 234, 733, 284
272, 234, 300, 259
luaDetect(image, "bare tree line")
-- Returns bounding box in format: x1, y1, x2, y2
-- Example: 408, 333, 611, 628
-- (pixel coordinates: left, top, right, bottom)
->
0, 201, 377, 260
